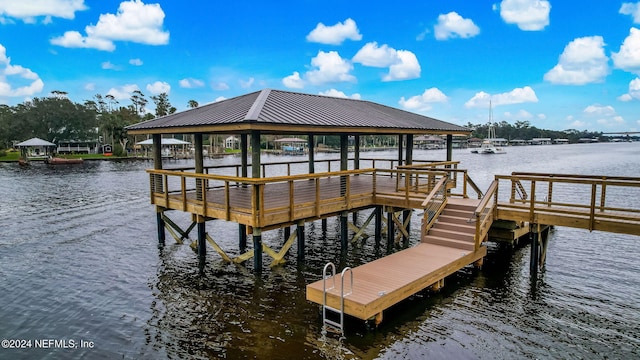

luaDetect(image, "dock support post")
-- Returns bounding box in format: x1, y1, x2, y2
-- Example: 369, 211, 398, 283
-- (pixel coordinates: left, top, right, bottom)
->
402, 209, 411, 244
529, 224, 539, 275
198, 216, 207, 272
284, 226, 291, 243
297, 221, 305, 261
322, 219, 327, 232
340, 212, 349, 253
239, 224, 247, 253
156, 208, 165, 247
387, 208, 395, 248
374, 206, 382, 244
253, 228, 262, 273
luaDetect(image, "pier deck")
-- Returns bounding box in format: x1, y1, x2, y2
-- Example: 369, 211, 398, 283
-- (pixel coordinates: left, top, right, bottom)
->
306, 243, 486, 322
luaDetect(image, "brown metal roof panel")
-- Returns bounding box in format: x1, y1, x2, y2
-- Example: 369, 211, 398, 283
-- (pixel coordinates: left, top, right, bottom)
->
127, 91, 260, 130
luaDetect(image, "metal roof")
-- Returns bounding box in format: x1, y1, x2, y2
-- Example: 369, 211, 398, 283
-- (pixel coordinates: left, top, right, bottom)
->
15, 137, 56, 147
127, 89, 470, 135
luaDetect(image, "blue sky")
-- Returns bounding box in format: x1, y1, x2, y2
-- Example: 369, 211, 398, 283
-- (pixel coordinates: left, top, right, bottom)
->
1, 0, 640, 132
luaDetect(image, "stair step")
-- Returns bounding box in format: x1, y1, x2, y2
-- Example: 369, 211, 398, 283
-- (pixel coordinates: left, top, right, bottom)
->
441, 208, 473, 219
434, 221, 475, 234
428, 228, 475, 242
422, 235, 476, 251
437, 214, 471, 225
445, 202, 478, 212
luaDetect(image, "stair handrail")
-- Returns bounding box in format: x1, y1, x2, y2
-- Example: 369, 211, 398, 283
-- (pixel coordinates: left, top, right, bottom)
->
465, 173, 484, 199
471, 180, 498, 250
421, 176, 448, 236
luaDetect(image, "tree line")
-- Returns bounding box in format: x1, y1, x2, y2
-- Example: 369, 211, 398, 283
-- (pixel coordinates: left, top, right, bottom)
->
0, 90, 191, 155
466, 120, 603, 143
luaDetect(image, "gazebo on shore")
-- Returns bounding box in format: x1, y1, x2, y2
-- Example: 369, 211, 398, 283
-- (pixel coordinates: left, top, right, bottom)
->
126, 88, 471, 272
15, 137, 56, 163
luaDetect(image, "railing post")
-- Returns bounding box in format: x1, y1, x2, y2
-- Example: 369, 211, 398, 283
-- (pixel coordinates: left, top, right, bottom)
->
589, 183, 597, 231
600, 180, 606, 212
529, 181, 536, 223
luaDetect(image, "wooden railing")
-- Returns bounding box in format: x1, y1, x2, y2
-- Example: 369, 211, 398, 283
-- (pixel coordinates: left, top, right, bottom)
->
398, 161, 483, 199
420, 177, 448, 236
147, 167, 445, 230
472, 180, 498, 250
166, 157, 445, 178
494, 173, 640, 235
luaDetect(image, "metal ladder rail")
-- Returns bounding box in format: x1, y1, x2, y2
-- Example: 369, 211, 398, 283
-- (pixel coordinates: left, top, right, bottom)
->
322, 263, 353, 335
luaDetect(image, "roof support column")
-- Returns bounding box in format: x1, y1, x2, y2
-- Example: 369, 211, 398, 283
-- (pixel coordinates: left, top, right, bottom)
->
354, 135, 360, 170
446, 134, 453, 162
405, 134, 413, 165
308, 134, 315, 174
340, 134, 348, 172
251, 130, 262, 273
397, 135, 404, 167
241, 134, 248, 177
194, 133, 204, 200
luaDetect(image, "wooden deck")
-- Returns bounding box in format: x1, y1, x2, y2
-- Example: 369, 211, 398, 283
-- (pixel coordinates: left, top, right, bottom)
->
150, 169, 436, 230
306, 243, 486, 322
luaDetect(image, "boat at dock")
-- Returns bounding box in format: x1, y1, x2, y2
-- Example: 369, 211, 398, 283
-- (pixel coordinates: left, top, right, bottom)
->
45, 157, 84, 165
471, 102, 506, 154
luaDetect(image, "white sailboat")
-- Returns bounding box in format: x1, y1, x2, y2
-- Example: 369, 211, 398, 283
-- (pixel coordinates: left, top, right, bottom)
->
471, 101, 506, 154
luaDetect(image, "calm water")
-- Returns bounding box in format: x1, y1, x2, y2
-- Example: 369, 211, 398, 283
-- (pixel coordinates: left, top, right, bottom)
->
0, 143, 639, 359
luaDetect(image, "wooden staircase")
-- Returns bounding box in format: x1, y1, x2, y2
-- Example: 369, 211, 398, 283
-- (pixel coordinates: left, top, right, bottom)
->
423, 201, 477, 251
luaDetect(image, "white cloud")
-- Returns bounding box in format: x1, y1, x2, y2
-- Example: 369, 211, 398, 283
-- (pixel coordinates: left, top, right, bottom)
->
618, 77, 640, 101
399, 88, 448, 111
583, 104, 625, 127
584, 104, 616, 116
306, 18, 362, 45
179, 78, 204, 88
0, 44, 44, 97
612, 28, 640, 75
212, 82, 229, 91
353, 42, 398, 67
305, 51, 355, 85
239, 77, 254, 89
503, 109, 535, 120
319, 89, 361, 99
101, 61, 120, 70
465, 86, 538, 108
282, 71, 304, 89
84, 82, 95, 91
385, 50, 421, 81
352, 42, 421, 81
50, 0, 169, 51
544, 36, 610, 85
146, 81, 170, 95
129, 58, 143, 66
434, 12, 480, 40
620, 2, 640, 23
214, 96, 226, 102
0, 0, 87, 23
106, 84, 139, 100
498, 0, 551, 31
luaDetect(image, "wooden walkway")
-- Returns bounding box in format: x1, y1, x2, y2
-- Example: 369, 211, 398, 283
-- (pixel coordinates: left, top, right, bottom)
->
306, 198, 487, 324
